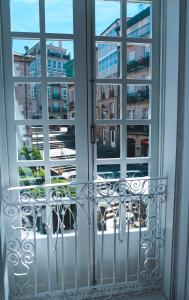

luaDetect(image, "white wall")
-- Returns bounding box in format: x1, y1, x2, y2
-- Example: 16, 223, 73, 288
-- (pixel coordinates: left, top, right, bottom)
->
162, 0, 180, 298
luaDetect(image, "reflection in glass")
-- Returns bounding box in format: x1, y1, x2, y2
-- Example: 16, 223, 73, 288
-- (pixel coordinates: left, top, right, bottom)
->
127, 125, 149, 157
19, 166, 45, 186
96, 85, 120, 120
127, 85, 150, 120
51, 165, 76, 183
127, 2, 152, 38
11, 0, 39, 32
97, 125, 120, 158
12, 39, 41, 77
46, 40, 74, 78
17, 125, 44, 161
15, 83, 42, 120
49, 126, 75, 160
48, 83, 75, 120
127, 44, 151, 79
97, 165, 120, 180
127, 163, 148, 177
95, 0, 121, 36
96, 43, 121, 79
45, 0, 73, 34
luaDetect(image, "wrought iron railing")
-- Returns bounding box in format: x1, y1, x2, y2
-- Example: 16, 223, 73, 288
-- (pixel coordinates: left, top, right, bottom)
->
2, 177, 167, 300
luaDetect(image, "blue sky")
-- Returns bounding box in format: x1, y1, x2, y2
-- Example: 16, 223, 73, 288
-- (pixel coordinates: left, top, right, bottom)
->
11, 0, 149, 54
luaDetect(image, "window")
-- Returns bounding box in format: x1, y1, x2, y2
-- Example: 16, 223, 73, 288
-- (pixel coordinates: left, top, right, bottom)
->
1, 0, 158, 221
48, 59, 52, 70
58, 61, 61, 72
31, 84, 37, 98
102, 127, 106, 145
52, 60, 56, 71
110, 129, 116, 148
0, 0, 162, 297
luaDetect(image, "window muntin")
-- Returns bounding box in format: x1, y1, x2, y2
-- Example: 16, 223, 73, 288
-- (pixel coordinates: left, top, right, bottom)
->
3, 0, 156, 216
95, 0, 153, 187
0, 0, 161, 294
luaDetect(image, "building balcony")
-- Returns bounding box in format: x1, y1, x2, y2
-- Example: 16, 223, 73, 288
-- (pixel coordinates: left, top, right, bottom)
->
2, 178, 167, 300
127, 57, 150, 73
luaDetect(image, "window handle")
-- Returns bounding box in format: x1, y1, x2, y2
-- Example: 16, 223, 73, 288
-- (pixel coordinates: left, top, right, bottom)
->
91, 125, 97, 144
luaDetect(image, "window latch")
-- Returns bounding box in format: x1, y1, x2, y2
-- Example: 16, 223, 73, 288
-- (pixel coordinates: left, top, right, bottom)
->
91, 125, 97, 144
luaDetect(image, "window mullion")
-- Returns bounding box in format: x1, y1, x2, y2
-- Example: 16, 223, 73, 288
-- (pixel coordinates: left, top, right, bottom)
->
39, 0, 50, 183
121, 0, 127, 178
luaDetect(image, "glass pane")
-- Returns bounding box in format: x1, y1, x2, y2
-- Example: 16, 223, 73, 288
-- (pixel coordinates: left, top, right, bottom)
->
18, 166, 45, 186
51, 165, 76, 183
127, 163, 148, 177
127, 125, 149, 157
45, 0, 73, 34
12, 39, 41, 77
127, 43, 151, 79
46, 40, 74, 78
96, 43, 121, 79
48, 83, 75, 120
15, 83, 42, 120
17, 125, 44, 161
96, 85, 120, 120
127, 2, 152, 38
49, 126, 75, 160
127, 85, 150, 120
95, 0, 121, 36
97, 125, 120, 158
10, 0, 39, 32
97, 165, 120, 180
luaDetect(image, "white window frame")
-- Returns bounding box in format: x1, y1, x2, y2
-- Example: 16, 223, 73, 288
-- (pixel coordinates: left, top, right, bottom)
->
1, 0, 185, 299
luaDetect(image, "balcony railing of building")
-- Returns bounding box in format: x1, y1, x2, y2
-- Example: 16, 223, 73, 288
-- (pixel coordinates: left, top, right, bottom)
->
2, 177, 167, 300
127, 56, 150, 74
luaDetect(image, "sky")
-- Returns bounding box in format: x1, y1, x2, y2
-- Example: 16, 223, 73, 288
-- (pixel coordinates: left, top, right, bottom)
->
11, 0, 150, 54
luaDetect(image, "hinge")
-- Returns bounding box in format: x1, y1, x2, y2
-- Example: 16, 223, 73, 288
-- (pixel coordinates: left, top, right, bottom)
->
91, 125, 96, 144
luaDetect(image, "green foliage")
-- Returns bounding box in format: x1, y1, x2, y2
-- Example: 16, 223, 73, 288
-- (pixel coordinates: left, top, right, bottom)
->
19, 166, 45, 186
51, 177, 68, 184
18, 145, 42, 160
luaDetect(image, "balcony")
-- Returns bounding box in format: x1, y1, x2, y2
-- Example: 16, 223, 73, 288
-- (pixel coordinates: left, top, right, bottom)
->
2, 178, 167, 300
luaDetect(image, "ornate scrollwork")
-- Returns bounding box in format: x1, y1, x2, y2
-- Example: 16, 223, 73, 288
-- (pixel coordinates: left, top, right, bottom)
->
3, 177, 167, 300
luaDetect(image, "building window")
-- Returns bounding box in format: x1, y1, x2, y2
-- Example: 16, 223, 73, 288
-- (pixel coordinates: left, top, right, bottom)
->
110, 129, 116, 148
58, 61, 61, 72
52, 60, 56, 71
102, 128, 106, 145
143, 108, 148, 119
128, 50, 135, 62
31, 84, 37, 98
48, 59, 52, 70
